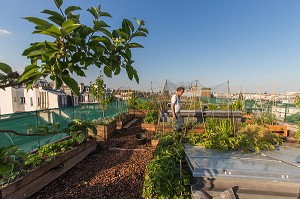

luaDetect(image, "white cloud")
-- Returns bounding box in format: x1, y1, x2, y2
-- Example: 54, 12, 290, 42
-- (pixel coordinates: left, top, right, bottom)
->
0, 29, 11, 35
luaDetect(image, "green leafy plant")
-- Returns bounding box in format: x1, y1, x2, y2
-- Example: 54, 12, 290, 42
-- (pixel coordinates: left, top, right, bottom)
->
254, 112, 277, 125
187, 118, 282, 152
143, 110, 158, 124
143, 133, 191, 199
67, 119, 97, 144
25, 138, 76, 168
232, 99, 244, 111
0, 146, 26, 179
237, 124, 283, 151
294, 122, 300, 141
0, 0, 148, 95
92, 117, 115, 125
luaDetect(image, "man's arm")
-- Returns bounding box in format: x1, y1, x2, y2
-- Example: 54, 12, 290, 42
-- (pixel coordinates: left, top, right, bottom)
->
171, 103, 176, 120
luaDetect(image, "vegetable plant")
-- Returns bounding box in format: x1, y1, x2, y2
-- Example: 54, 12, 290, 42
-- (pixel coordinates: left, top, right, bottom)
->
67, 119, 97, 144
143, 110, 158, 124
143, 133, 191, 198
25, 138, 76, 168
0, 146, 26, 180
92, 117, 115, 125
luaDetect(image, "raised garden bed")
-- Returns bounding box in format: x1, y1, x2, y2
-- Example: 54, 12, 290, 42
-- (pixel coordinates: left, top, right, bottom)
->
116, 113, 135, 129
0, 139, 97, 199
141, 123, 156, 131
129, 109, 146, 118
94, 121, 117, 141
28, 121, 154, 199
265, 124, 288, 137
189, 126, 205, 134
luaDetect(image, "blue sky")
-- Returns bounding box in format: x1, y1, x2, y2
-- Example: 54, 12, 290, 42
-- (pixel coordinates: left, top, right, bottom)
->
0, 0, 300, 93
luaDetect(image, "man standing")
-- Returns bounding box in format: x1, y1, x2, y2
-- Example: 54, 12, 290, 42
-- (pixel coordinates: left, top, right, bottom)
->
171, 87, 185, 132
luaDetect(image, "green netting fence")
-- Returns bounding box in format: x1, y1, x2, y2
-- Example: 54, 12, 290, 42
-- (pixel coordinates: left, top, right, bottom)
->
0, 100, 127, 152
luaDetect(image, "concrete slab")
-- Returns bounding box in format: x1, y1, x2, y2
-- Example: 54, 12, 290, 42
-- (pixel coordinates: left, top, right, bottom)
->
185, 144, 300, 197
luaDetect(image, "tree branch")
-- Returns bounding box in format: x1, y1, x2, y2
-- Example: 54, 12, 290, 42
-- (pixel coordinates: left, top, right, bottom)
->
0, 129, 63, 136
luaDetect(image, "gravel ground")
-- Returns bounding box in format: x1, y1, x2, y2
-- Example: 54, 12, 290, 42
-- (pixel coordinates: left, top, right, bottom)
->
29, 119, 154, 199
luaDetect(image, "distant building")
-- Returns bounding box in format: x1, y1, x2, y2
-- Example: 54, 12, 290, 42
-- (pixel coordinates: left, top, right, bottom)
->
79, 83, 96, 103
0, 79, 79, 115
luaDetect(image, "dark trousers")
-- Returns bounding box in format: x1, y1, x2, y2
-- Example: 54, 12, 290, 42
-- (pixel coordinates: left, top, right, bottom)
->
175, 112, 183, 132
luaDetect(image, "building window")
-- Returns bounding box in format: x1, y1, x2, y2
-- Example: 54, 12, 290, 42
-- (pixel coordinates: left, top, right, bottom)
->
37, 98, 40, 106
30, 97, 33, 106
14, 97, 17, 102
20, 97, 25, 104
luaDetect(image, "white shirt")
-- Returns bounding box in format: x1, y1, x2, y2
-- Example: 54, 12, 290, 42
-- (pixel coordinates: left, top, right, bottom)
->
171, 94, 181, 113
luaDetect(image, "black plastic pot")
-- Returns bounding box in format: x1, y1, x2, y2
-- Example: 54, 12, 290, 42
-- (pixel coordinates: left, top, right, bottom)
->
135, 133, 147, 145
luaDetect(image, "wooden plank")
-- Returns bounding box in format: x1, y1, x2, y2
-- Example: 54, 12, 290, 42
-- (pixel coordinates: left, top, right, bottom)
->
1, 139, 96, 198
123, 118, 138, 129
4, 141, 97, 199
108, 147, 148, 151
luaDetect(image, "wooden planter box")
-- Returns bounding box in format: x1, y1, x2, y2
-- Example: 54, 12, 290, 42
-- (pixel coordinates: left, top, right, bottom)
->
265, 124, 288, 137
116, 113, 135, 129
94, 121, 117, 141
141, 123, 157, 131
158, 124, 173, 133
0, 139, 97, 199
129, 109, 146, 118
190, 126, 205, 134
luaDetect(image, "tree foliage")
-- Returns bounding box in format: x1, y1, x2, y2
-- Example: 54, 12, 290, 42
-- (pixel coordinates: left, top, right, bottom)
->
0, 0, 148, 95
90, 74, 114, 119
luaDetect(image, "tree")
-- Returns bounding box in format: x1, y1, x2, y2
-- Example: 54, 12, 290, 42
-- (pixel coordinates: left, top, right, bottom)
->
0, 0, 148, 95
0, 63, 20, 90
90, 74, 114, 119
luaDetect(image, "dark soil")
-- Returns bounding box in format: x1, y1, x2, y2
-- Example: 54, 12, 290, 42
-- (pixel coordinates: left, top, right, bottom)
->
29, 119, 154, 199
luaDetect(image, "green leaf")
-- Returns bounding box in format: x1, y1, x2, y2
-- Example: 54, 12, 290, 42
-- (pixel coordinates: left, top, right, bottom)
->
48, 16, 64, 26
23, 17, 50, 26
19, 68, 40, 82
23, 45, 48, 57
126, 65, 134, 80
62, 19, 75, 29
114, 66, 121, 75
128, 43, 144, 48
92, 36, 111, 48
134, 72, 139, 84
122, 20, 130, 35
87, 7, 98, 19
78, 133, 85, 144
54, 0, 63, 9
100, 11, 112, 18
124, 19, 134, 32
33, 25, 61, 37
70, 131, 77, 139
42, 9, 65, 22
125, 48, 132, 60
132, 32, 147, 37
0, 63, 12, 74
65, 6, 81, 15
23, 65, 39, 74
94, 21, 110, 29
104, 66, 112, 78
99, 28, 112, 38
138, 27, 149, 34
62, 19, 81, 33
61, 76, 79, 96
